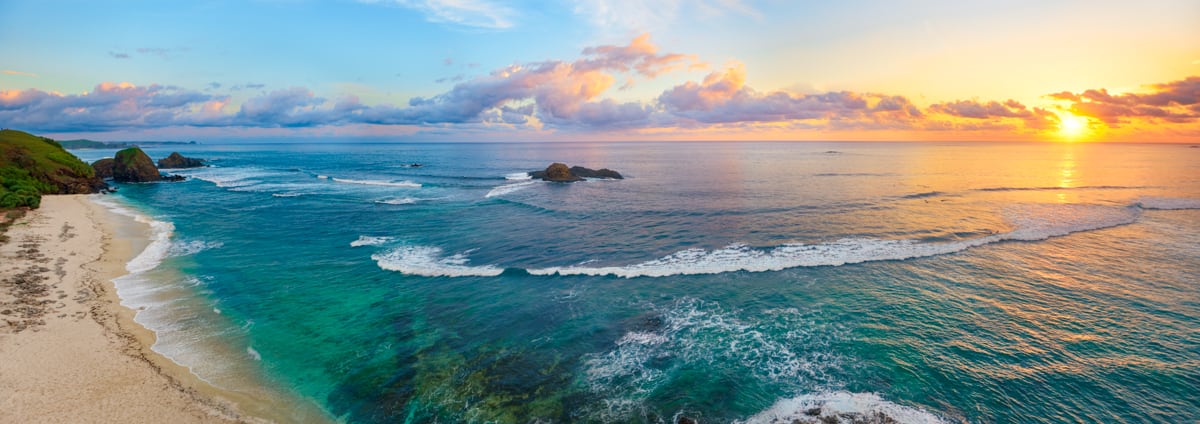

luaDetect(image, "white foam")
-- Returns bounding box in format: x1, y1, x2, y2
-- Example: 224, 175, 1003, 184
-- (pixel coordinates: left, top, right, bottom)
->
272, 192, 303, 198
505, 172, 533, 180
372, 245, 503, 277
1135, 196, 1200, 210
167, 239, 223, 257
332, 177, 421, 188
176, 167, 281, 189
247, 346, 262, 361
737, 391, 946, 424
316, 175, 329, 179
350, 235, 395, 247
486, 180, 538, 198
93, 196, 175, 274
582, 299, 841, 421
375, 197, 417, 205
530, 203, 1143, 278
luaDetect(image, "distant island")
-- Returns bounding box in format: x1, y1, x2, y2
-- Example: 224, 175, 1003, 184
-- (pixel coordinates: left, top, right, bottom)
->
59, 139, 198, 149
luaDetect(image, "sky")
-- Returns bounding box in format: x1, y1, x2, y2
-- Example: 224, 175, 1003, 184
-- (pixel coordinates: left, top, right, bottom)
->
1, 0, 1198, 142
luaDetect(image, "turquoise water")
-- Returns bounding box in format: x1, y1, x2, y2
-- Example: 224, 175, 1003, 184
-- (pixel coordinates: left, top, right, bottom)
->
73, 142, 1200, 423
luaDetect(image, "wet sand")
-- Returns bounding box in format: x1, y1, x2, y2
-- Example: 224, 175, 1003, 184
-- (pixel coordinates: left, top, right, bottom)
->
0, 195, 254, 423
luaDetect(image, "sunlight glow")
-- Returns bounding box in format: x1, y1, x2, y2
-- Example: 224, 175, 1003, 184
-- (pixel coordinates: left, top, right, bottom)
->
1057, 112, 1089, 140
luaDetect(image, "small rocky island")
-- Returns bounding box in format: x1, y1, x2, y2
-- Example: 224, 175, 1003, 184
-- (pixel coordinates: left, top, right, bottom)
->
90, 148, 199, 183
157, 152, 206, 169
529, 163, 623, 182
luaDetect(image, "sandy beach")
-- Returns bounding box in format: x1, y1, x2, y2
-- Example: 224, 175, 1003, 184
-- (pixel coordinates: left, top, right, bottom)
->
0, 195, 252, 423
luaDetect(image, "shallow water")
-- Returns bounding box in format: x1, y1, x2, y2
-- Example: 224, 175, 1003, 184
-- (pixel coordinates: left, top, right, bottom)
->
77, 141, 1200, 423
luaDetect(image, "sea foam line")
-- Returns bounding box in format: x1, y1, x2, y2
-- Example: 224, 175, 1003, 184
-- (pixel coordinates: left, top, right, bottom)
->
736, 391, 947, 424
530, 203, 1144, 278
373, 200, 1195, 278
351, 235, 395, 247
331, 177, 421, 188
486, 180, 539, 198
371, 245, 503, 277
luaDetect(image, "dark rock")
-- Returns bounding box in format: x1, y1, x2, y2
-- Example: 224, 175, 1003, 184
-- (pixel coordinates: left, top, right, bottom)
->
156, 152, 205, 169
112, 147, 161, 182
805, 407, 822, 416
677, 417, 697, 424
540, 162, 583, 182
91, 158, 114, 179
529, 163, 622, 182
161, 174, 187, 182
569, 166, 623, 179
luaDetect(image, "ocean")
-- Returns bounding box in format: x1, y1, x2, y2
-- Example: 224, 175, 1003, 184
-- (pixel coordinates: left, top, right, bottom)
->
71, 141, 1200, 423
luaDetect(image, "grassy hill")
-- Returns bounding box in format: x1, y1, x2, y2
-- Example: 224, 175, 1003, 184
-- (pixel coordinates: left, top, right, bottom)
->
58, 139, 112, 149
0, 129, 105, 208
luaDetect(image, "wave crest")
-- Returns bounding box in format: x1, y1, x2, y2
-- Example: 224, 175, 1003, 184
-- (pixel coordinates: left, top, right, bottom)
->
375, 197, 417, 205
486, 180, 538, 198
371, 245, 503, 277
332, 177, 421, 188
737, 391, 947, 424
351, 236, 395, 247
1135, 196, 1200, 210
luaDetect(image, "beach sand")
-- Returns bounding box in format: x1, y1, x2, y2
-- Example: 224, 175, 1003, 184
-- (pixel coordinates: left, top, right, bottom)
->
0, 195, 253, 423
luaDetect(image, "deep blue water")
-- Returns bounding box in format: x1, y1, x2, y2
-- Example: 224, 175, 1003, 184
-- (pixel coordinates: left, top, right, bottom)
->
74, 142, 1200, 423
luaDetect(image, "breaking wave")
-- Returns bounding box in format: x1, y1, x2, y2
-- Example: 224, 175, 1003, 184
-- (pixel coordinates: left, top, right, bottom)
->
486, 180, 539, 198
530, 203, 1142, 278
167, 239, 223, 257
372, 200, 1200, 278
332, 177, 421, 188
1136, 196, 1200, 210
581, 298, 843, 421
375, 197, 417, 205
737, 391, 947, 424
371, 245, 503, 277
350, 236, 395, 247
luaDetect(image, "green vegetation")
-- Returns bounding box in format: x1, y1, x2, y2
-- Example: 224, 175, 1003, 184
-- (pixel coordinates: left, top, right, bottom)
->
58, 139, 112, 149
0, 129, 103, 209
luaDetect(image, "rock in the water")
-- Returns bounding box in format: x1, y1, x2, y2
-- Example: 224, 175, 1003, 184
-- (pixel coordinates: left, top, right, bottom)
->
157, 152, 205, 169
161, 174, 187, 182
529, 163, 622, 182
569, 166, 623, 179
91, 158, 115, 179
112, 147, 162, 182
541, 162, 583, 182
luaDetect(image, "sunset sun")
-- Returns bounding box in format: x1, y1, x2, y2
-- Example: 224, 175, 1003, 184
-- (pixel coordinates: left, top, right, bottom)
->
1057, 112, 1089, 139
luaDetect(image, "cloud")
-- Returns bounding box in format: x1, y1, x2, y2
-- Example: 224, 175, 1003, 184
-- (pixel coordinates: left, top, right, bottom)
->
358, 34, 694, 126
2, 70, 38, 78
0, 82, 224, 131
1050, 77, 1200, 126
137, 47, 171, 57
657, 63, 922, 127
8, 34, 1197, 140
574, 0, 758, 32
928, 99, 1057, 129
578, 33, 704, 77
107, 47, 187, 60
362, 0, 514, 29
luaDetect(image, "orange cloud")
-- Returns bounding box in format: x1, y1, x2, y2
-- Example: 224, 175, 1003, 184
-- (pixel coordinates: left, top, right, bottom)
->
1049, 77, 1200, 126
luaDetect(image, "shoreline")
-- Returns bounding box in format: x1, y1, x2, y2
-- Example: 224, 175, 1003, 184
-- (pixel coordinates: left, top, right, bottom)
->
0, 195, 284, 422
